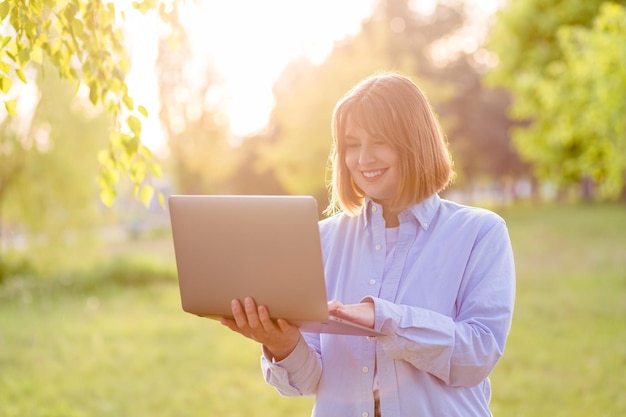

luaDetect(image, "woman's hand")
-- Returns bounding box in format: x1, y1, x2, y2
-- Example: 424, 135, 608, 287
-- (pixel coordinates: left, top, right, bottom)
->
221, 297, 301, 361
328, 300, 375, 329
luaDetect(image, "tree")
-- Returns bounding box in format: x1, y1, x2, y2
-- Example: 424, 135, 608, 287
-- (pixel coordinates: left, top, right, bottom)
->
262, 0, 525, 204
0, 61, 112, 279
154, 5, 234, 195
396, 0, 529, 191
529, 3, 626, 198
487, 0, 626, 199
0, 0, 168, 206
261, 0, 459, 203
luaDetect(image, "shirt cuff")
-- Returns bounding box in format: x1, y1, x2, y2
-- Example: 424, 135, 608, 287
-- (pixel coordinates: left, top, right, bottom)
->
361, 296, 400, 335
262, 334, 309, 369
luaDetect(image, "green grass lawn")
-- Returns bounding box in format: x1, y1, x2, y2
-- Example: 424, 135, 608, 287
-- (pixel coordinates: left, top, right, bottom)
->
1, 203, 625, 416
490, 203, 626, 417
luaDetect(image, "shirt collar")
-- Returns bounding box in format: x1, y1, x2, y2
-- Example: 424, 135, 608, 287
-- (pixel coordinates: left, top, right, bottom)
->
361, 194, 440, 230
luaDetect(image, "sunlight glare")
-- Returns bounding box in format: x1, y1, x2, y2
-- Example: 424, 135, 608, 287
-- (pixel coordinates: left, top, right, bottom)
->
125, 0, 502, 150
179, 0, 376, 137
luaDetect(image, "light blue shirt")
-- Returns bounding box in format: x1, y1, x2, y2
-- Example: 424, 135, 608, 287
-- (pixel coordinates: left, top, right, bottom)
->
261, 194, 516, 417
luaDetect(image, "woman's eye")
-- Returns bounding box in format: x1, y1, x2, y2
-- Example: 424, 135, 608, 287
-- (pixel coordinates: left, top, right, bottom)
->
371, 135, 387, 145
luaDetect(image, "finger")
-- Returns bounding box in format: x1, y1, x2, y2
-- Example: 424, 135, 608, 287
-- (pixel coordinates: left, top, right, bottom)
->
244, 297, 262, 328
276, 318, 296, 333
257, 304, 277, 331
221, 318, 242, 333
231, 299, 248, 328
328, 300, 344, 314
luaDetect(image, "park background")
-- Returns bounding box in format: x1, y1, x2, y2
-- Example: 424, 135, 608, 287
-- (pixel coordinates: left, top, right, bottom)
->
1, 0, 625, 416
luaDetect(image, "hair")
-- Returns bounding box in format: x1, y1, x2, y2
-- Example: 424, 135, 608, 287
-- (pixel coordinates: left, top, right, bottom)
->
325, 72, 455, 216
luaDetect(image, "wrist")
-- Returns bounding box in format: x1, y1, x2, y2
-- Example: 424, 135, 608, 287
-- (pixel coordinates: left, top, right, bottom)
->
265, 334, 301, 362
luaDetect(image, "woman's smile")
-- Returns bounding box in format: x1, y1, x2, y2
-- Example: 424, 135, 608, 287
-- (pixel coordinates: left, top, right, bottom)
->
361, 169, 388, 180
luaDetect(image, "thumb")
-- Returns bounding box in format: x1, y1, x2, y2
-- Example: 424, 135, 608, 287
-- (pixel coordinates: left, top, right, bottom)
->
328, 300, 344, 313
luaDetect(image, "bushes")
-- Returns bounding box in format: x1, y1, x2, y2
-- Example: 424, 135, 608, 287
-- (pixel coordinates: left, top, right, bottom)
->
0, 255, 177, 302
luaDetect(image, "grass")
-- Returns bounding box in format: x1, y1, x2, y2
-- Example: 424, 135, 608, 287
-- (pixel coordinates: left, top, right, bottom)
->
1, 202, 625, 416
490, 203, 626, 417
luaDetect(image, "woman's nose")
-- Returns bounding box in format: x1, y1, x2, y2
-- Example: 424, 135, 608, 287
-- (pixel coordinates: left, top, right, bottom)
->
359, 143, 376, 165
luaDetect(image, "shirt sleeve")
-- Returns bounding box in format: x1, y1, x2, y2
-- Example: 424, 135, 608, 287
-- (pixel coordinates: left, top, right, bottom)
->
364, 219, 515, 388
260, 332, 323, 396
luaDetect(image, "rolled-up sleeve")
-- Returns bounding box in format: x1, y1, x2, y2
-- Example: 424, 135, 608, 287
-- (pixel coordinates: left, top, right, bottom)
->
261, 334, 322, 396
365, 219, 515, 387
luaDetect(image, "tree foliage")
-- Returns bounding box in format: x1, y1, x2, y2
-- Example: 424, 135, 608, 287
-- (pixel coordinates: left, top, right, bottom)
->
0, 61, 112, 278
487, 0, 626, 198
534, 3, 626, 197
262, 0, 524, 203
0, 0, 167, 206
263, 0, 454, 203
154, 5, 234, 195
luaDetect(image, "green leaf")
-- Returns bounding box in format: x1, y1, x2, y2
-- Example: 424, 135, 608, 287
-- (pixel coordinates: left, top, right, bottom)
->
130, 158, 147, 183
4, 99, 16, 116
97, 149, 113, 167
88, 81, 99, 105
17, 47, 30, 66
139, 185, 155, 207
139, 144, 152, 158
138, 105, 148, 117
30, 45, 44, 64
0, 61, 10, 74
122, 94, 134, 110
99, 187, 116, 207
98, 167, 120, 187
63, 3, 79, 21
0, 74, 12, 94
0, 1, 10, 21
15, 68, 27, 83
133, 0, 159, 15
71, 18, 84, 37
127, 115, 142, 135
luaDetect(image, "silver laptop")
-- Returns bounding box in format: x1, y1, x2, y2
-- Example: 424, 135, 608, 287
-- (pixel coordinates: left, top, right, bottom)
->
168, 194, 383, 337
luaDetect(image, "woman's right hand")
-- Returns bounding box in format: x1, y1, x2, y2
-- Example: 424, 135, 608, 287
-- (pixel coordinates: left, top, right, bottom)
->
221, 296, 301, 361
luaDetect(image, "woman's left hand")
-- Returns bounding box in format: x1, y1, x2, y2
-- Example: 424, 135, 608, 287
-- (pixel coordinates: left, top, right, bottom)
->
328, 300, 375, 329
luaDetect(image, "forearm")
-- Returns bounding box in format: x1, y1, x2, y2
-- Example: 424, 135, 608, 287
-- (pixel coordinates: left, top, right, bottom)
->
371, 298, 510, 387
261, 335, 322, 396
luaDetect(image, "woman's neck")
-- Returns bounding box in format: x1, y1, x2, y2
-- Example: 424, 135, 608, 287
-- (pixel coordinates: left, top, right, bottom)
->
382, 209, 399, 228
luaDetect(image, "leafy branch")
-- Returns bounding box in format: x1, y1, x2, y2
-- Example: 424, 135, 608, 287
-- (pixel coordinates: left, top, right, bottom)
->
0, 0, 169, 207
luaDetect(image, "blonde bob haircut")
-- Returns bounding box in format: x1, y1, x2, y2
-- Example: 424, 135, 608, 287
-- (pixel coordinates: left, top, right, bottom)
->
325, 73, 455, 216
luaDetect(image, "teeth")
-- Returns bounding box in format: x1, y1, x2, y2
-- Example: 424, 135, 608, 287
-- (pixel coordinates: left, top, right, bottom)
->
363, 169, 384, 178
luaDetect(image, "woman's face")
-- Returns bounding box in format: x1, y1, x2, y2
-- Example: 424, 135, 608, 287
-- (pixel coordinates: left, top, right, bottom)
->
343, 118, 400, 211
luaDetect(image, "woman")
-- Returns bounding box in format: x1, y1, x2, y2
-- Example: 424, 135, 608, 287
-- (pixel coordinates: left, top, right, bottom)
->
221, 72, 516, 417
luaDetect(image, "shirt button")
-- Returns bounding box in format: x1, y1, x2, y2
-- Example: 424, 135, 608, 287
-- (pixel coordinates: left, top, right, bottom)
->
362, 413, 369, 417
375, 244, 381, 251
372, 206, 377, 212
362, 366, 369, 373
369, 279, 376, 285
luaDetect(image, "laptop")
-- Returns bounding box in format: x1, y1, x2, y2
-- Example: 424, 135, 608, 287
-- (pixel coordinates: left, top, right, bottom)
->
168, 194, 383, 337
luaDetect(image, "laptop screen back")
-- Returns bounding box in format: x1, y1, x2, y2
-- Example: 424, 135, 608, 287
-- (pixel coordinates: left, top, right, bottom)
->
169, 195, 330, 322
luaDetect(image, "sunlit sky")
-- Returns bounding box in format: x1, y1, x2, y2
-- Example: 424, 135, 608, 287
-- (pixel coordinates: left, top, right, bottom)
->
123, 0, 500, 152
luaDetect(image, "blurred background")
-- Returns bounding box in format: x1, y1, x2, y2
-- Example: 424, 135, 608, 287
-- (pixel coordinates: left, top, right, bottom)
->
1, 0, 625, 416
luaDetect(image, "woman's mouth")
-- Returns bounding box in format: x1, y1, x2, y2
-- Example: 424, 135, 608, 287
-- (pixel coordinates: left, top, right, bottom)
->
362, 169, 386, 180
